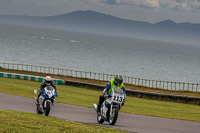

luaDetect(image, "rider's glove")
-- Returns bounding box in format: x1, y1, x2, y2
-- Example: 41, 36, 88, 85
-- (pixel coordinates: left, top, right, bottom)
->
103, 89, 107, 95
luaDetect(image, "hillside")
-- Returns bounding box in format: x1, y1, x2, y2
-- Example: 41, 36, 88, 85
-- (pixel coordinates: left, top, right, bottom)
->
0, 10, 199, 44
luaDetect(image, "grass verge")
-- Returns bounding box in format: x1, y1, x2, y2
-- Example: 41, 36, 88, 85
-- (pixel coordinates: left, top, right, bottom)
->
0, 77, 200, 122
1, 68, 200, 98
0, 110, 127, 133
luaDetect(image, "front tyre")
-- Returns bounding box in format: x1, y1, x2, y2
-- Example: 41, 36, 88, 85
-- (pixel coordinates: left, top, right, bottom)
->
97, 113, 104, 124
44, 101, 51, 116
109, 108, 119, 125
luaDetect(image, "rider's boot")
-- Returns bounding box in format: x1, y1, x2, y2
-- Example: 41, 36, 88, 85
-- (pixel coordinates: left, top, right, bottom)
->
97, 96, 104, 113
36, 90, 42, 106
36, 96, 39, 106
97, 104, 101, 113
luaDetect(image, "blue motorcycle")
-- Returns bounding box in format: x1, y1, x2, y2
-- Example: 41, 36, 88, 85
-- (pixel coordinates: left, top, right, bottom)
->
35, 85, 57, 116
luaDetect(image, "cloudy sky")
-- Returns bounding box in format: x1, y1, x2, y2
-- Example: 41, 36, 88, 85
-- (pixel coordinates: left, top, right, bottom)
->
0, 0, 200, 23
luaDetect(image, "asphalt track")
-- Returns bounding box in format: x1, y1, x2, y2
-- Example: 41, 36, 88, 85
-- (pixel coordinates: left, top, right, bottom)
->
0, 93, 200, 133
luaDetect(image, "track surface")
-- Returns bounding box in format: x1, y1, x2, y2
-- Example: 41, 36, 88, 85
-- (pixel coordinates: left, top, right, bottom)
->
0, 93, 200, 133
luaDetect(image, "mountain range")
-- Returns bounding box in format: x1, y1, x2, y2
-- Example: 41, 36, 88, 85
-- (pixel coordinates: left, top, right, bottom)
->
0, 10, 199, 44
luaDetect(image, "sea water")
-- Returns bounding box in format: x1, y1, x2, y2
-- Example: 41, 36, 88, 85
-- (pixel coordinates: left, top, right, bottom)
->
0, 25, 200, 83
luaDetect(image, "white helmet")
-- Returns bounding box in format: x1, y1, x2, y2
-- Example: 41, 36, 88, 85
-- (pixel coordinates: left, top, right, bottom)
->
45, 76, 52, 86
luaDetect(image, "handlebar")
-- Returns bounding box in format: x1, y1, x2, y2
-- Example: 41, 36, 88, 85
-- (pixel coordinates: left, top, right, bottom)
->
103, 94, 112, 98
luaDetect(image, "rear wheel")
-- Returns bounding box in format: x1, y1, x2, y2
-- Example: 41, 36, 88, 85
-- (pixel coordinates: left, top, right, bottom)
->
97, 113, 104, 124
109, 108, 119, 125
44, 101, 51, 116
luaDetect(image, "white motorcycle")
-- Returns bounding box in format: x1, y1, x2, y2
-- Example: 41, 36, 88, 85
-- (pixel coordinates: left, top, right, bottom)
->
93, 87, 125, 125
34, 85, 56, 116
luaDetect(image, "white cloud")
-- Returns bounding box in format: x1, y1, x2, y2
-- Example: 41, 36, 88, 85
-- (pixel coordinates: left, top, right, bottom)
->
87, 0, 200, 11
100, 0, 160, 9
161, 0, 200, 11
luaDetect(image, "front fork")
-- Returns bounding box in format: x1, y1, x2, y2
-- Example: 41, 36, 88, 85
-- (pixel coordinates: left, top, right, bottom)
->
110, 104, 113, 118
44, 100, 52, 108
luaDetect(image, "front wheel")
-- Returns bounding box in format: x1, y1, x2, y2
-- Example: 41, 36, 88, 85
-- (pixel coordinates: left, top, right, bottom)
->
97, 113, 104, 124
44, 101, 51, 116
109, 108, 119, 125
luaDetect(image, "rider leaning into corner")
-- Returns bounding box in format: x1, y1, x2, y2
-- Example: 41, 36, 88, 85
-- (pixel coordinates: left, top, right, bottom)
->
36, 76, 58, 105
97, 74, 126, 113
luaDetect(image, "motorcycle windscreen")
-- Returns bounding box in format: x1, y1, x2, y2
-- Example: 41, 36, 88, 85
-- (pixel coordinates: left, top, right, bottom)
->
46, 86, 54, 91
113, 88, 123, 94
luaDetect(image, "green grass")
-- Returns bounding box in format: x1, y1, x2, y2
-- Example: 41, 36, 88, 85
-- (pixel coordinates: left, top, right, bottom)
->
0, 110, 127, 133
0, 77, 200, 122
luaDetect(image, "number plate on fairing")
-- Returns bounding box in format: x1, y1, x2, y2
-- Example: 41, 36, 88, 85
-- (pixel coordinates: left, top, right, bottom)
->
112, 94, 123, 104
112, 88, 124, 104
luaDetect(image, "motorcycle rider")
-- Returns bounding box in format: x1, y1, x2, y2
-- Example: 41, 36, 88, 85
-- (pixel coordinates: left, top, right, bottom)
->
97, 74, 126, 113
36, 76, 57, 105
